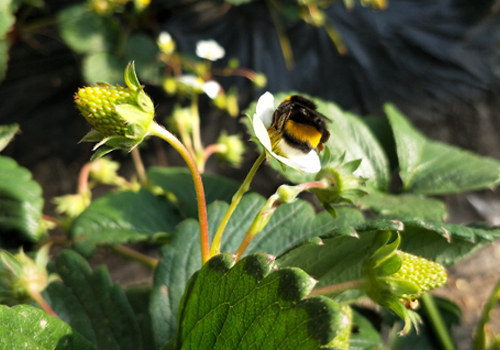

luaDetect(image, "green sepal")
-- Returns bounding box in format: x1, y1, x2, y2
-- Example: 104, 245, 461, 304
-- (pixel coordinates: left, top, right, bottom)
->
374, 251, 402, 277
124, 61, 141, 90
0, 251, 23, 275
323, 202, 338, 218
384, 298, 421, 335
384, 278, 421, 297
79, 129, 103, 143
89, 145, 116, 161
369, 233, 401, 267
339, 158, 362, 174
115, 104, 153, 129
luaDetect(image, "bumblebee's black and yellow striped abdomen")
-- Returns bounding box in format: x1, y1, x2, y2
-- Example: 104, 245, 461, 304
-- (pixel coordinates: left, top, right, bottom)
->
271, 95, 330, 154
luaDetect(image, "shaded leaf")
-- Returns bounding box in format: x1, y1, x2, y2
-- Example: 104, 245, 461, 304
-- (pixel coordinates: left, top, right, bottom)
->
397, 220, 500, 266
125, 286, 156, 350
0, 156, 44, 243
0, 304, 97, 350
69, 189, 181, 256
355, 189, 447, 221
125, 34, 161, 85
44, 250, 142, 350
350, 310, 386, 350
386, 103, 500, 194
147, 167, 241, 219
58, 5, 120, 55
172, 253, 347, 349
83, 52, 127, 85
0, 123, 18, 152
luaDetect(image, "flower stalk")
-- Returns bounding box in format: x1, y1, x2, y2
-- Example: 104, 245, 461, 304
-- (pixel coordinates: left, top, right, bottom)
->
210, 151, 266, 257
148, 122, 210, 265
235, 180, 329, 260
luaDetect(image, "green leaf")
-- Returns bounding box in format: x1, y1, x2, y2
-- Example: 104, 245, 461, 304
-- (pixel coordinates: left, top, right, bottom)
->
0, 156, 44, 242
147, 167, 241, 219
83, 52, 128, 85
224, 0, 253, 5
355, 189, 447, 221
150, 193, 363, 347
0, 0, 19, 82
58, 5, 120, 55
397, 220, 500, 266
245, 93, 391, 190
0, 123, 18, 152
386, 104, 500, 194
172, 253, 347, 349
349, 310, 385, 350
0, 40, 9, 83
44, 250, 142, 350
125, 286, 156, 350
0, 304, 97, 350
125, 35, 161, 85
69, 189, 181, 256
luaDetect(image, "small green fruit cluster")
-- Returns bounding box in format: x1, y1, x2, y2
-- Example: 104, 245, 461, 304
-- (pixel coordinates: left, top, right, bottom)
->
392, 251, 447, 301
75, 84, 135, 137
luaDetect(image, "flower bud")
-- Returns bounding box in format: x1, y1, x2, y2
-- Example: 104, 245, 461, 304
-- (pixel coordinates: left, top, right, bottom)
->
0, 245, 59, 303
157, 32, 176, 55
216, 132, 245, 167
167, 106, 196, 135
276, 185, 300, 204
89, 157, 120, 185
313, 155, 366, 210
163, 76, 177, 95
225, 90, 239, 117
253, 73, 267, 88
53, 192, 91, 218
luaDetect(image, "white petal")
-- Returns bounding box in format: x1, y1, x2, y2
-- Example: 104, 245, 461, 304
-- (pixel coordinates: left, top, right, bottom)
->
177, 75, 204, 90
253, 112, 273, 152
274, 151, 321, 173
158, 32, 173, 46
203, 81, 221, 99
255, 92, 275, 128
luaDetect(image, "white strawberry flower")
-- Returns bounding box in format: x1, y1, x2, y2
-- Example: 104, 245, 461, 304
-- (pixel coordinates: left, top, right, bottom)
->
196, 40, 225, 61
252, 92, 321, 173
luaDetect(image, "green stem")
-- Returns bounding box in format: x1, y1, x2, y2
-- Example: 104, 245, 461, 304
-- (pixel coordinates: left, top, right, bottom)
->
78, 163, 92, 195
149, 122, 210, 265
235, 194, 280, 261
111, 244, 158, 269
190, 94, 205, 172
306, 279, 365, 297
210, 151, 266, 257
266, 0, 294, 70
473, 277, 500, 350
30, 290, 58, 318
421, 293, 456, 350
131, 147, 148, 185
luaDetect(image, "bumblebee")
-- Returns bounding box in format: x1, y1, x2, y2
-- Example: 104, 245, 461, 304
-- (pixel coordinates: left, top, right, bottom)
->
270, 95, 330, 154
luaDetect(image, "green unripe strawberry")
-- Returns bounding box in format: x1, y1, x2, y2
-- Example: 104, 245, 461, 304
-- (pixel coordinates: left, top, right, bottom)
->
74, 62, 155, 160
75, 84, 136, 137
391, 251, 447, 300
